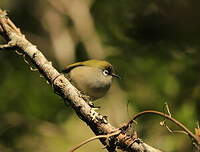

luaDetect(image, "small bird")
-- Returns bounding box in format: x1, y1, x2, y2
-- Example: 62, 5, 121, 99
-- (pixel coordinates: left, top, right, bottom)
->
62, 59, 119, 101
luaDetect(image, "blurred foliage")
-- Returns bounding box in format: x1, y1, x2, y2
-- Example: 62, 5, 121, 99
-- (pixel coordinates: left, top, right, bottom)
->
0, 0, 200, 152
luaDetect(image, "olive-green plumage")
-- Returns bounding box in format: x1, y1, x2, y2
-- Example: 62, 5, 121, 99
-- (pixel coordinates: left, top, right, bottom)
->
62, 60, 112, 73
62, 60, 118, 100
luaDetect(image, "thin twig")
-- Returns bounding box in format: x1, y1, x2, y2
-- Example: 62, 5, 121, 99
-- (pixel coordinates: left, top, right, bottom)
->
160, 103, 188, 135
126, 110, 200, 146
68, 130, 121, 152
164, 102, 171, 117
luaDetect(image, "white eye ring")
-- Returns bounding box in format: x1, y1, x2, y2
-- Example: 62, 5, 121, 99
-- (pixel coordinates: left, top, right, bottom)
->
103, 69, 109, 76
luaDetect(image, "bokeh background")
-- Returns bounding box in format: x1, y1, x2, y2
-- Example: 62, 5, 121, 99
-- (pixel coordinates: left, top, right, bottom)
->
0, 0, 200, 151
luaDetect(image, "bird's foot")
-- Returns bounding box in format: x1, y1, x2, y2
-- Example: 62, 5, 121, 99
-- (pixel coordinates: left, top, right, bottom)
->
80, 94, 91, 102
88, 101, 100, 110
79, 93, 100, 109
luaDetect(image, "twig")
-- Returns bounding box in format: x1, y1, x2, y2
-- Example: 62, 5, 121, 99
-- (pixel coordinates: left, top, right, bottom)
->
68, 130, 121, 152
125, 110, 200, 148
160, 103, 188, 135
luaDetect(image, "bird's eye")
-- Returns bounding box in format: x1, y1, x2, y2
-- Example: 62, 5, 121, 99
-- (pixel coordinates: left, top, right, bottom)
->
103, 69, 109, 76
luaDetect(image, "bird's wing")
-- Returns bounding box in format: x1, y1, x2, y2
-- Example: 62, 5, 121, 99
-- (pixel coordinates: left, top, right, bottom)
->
61, 62, 84, 73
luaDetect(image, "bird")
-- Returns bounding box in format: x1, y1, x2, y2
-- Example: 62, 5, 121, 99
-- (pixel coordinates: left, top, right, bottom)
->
62, 59, 119, 102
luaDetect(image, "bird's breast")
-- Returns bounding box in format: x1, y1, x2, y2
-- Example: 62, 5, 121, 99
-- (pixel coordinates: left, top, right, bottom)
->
69, 66, 112, 99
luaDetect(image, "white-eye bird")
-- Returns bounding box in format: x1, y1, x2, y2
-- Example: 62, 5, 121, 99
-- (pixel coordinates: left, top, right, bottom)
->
62, 59, 119, 100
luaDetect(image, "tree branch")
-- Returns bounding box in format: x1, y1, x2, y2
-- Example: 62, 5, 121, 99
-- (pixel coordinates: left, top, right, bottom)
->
0, 9, 162, 152
129, 110, 199, 144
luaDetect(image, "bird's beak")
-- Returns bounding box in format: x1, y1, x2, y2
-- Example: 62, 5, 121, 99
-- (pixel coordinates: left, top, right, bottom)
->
111, 73, 120, 79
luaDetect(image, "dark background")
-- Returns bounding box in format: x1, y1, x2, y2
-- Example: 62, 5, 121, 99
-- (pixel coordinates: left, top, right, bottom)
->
0, 0, 200, 151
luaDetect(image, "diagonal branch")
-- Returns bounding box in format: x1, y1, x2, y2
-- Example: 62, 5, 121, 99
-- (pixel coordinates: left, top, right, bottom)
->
0, 9, 162, 152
